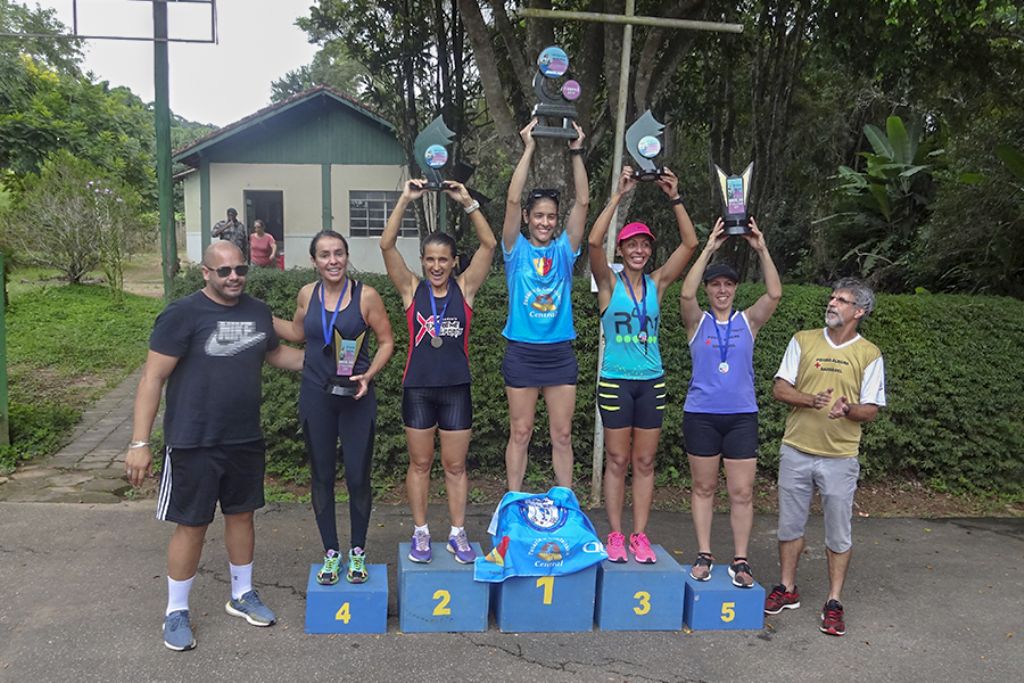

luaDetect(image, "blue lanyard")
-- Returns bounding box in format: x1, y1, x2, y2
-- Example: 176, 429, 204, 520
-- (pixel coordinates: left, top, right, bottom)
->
622, 273, 647, 333
713, 310, 734, 364
319, 278, 348, 348
429, 285, 450, 338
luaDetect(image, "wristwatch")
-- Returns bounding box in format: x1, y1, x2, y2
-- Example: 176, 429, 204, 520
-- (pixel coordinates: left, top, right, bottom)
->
463, 200, 480, 215
568, 147, 587, 156
668, 195, 685, 206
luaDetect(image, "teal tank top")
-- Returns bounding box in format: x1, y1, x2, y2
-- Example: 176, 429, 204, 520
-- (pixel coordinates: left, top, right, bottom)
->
600, 273, 663, 380
502, 232, 579, 343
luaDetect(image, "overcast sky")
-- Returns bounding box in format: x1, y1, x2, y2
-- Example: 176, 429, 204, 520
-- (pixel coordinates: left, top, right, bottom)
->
25, 0, 321, 126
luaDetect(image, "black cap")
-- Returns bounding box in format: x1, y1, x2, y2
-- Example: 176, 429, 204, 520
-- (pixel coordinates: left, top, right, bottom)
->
703, 262, 740, 283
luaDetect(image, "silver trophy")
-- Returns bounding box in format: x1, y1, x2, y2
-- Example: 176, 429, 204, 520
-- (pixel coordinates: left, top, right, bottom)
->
413, 116, 456, 190
625, 110, 667, 181
530, 46, 581, 140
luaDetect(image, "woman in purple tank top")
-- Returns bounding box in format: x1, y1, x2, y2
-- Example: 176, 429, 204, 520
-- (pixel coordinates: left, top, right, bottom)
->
380, 179, 496, 565
680, 217, 781, 587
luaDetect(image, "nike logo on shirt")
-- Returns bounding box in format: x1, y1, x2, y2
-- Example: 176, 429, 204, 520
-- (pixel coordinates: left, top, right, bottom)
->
204, 321, 266, 357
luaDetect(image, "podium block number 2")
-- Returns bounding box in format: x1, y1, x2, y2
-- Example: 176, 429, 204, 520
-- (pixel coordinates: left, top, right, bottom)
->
335, 602, 351, 624
536, 576, 554, 605
633, 591, 651, 616
720, 601, 735, 623
432, 589, 452, 616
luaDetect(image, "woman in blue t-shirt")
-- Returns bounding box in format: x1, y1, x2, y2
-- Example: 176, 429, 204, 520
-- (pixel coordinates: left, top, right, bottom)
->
589, 166, 698, 564
501, 118, 589, 491
380, 179, 496, 566
680, 217, 781, 587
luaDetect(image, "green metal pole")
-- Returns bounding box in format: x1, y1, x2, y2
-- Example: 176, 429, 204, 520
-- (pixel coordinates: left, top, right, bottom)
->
0, 252, 9, 446
154, 0, 175, 301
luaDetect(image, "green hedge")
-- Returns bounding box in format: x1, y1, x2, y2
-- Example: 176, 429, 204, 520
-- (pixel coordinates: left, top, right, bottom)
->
172, 267, 1024, 496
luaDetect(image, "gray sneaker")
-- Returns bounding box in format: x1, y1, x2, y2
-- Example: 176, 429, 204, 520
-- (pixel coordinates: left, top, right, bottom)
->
225, 590, 276, 626
163, 609, 196, 651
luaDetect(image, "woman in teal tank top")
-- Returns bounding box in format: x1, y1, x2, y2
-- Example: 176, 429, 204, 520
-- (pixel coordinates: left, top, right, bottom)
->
588, 165, 698, 563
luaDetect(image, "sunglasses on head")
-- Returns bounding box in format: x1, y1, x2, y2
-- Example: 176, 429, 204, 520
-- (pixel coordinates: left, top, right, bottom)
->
209, 265, 249, 278
528, 188, 560, 202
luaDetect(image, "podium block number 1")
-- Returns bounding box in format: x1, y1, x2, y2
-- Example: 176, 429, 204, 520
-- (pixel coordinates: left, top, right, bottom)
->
335, 602, 351, 624
432, 589, 452, 616
536, 576, 554, 605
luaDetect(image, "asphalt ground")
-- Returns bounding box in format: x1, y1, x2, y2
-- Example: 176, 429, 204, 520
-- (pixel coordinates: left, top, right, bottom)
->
0, 502, 1021, 682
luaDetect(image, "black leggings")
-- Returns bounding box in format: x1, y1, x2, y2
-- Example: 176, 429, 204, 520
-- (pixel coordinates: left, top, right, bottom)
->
299, 383, 377, 552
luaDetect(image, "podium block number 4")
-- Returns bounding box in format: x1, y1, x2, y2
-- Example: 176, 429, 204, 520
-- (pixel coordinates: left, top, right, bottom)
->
721, 601, 735, 623
433, 589, 452, 616
633, 591, 651, 616
536, 576, 554, 604
335, 602, 351, 624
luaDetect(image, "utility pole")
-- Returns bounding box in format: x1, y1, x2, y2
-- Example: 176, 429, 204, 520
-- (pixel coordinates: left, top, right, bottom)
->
153, 0, 176, 301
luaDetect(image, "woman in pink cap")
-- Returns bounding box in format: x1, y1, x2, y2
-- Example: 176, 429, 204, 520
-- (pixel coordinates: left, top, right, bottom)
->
588, 165, 698, 563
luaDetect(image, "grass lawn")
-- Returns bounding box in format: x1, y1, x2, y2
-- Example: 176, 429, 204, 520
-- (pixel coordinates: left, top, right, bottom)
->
1, 268, 164, 471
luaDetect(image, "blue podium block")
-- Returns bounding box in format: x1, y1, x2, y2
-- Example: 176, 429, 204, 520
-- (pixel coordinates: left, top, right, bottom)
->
682, 565, 765, 630
595, 545, 686, 630
492, 565, 597, 632
397, 542, 489, 633
305, 563, 388, 634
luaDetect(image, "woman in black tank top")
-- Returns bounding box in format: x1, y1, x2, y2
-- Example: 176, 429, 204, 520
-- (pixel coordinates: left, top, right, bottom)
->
380, 179, 496, 564
273, 231, 394, 586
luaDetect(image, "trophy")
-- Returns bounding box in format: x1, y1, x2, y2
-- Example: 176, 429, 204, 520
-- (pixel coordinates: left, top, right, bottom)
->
413, 115, 456, 190
327, 329, 365, 397
625, 110, 667, 181
713, 162, 754, 235
530, 45, 581, 140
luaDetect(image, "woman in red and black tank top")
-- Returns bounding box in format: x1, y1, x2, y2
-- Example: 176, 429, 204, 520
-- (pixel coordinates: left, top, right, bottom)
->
380, 179, 497, 564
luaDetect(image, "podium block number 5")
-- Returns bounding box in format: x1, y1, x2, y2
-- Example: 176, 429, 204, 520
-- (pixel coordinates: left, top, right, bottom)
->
633, 591, 651, 616
432, 589, 452, 616
335, 602, 351, 624
720, 601, 735, 623
536, 576, 554, 605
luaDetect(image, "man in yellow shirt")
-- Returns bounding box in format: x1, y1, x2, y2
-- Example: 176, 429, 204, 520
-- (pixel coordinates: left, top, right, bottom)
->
765, 278, 886, 637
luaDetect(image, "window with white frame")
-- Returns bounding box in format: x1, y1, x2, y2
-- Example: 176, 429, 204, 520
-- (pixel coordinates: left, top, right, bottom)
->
349, 190, 418, 237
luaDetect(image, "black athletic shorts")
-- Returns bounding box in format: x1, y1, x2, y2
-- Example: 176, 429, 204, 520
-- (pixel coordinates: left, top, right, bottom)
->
597, 376, 666, 430
402, 384, 473, 431
683, 412, 759, 460
156, 440, 266, 526
502, 340, 578, 388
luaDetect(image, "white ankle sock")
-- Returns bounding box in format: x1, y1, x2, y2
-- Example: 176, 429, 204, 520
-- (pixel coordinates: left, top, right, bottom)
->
449, 525, 464, 538
414, 524, 429, 535
166, 575, 194, 616
229, 562, 253, 600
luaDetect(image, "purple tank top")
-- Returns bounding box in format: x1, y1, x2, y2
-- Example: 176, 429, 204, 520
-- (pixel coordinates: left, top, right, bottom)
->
684, 310, 758, 414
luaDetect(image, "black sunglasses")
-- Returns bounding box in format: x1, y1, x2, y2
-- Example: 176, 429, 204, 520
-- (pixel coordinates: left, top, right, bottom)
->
528, 188, 560, 202
209, 265, 249, 278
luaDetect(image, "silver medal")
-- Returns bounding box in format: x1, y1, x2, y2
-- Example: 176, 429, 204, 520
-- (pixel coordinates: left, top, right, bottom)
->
718, 361, 730, 374
430, 336, 443, 349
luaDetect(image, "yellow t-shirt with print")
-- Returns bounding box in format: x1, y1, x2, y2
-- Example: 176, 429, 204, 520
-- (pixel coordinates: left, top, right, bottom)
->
777, 329, 885, 458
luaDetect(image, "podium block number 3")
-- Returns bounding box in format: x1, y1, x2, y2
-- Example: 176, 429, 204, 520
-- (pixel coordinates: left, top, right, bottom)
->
335, 602, 351, 624
720, 601, 735, 623
633, 591, 651, 616
432, 589, 452, 616
536, 576, 554, 605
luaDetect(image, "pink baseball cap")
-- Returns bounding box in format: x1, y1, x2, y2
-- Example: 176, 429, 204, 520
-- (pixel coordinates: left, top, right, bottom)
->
617, 222, 655, 243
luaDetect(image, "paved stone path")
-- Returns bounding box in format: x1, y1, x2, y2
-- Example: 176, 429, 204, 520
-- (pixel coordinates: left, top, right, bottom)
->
0, 368, 144, 503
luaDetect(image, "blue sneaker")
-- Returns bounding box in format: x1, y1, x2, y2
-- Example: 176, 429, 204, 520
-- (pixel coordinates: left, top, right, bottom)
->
447, 529, 476, 564
346, 547, 368, 584
163, 610, 196, 651
317, 549, 342, 585
225, 590, 276, 626
409, 530, 432, 563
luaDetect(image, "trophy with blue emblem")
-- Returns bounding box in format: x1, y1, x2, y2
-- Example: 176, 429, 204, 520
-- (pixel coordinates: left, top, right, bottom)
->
530, 46, 581, 140
414, 116, 456, 191
625, 110, 667, 181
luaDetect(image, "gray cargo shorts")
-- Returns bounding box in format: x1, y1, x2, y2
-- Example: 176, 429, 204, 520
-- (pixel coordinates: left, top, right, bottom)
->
777, 443, 860, 553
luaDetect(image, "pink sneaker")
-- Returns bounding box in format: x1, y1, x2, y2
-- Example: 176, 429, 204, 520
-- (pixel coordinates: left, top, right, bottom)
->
606, 532, 627, 563
629, 532, 657, 564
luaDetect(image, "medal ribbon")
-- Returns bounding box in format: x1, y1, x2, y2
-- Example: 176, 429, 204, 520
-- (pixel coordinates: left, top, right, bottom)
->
320, 278, 349, 348
713, 310, 734, 366
622, 273, 647, 337
429, 286, 449, 341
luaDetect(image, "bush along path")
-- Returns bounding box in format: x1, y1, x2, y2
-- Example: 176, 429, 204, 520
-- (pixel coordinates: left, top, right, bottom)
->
0, 368, 145, 503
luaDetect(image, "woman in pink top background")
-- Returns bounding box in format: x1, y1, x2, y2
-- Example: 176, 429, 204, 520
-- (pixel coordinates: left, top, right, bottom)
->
249, 219, 277, 267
